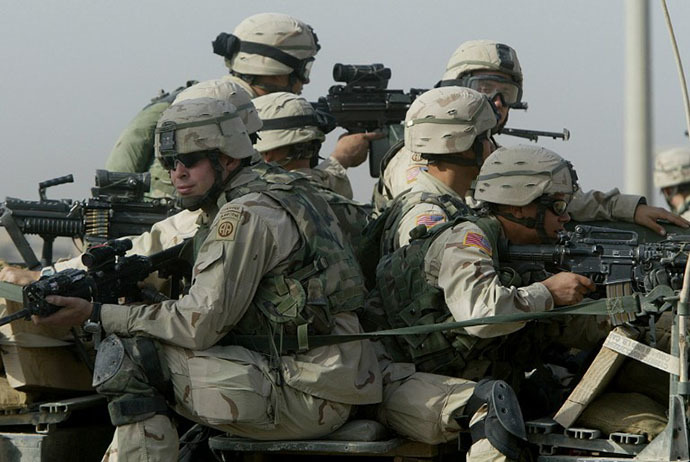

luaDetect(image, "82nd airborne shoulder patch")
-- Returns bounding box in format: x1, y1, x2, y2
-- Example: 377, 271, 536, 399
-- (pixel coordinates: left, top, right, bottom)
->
214, 207, 242, 241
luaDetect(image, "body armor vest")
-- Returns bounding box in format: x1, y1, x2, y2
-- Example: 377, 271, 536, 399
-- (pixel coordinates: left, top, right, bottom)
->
197, 163, 366, 355
374, 215, 540, 384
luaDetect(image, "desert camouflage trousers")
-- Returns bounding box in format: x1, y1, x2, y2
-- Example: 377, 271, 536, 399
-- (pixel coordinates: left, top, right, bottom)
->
98, 338, 351, 461
374, 355, 514, 462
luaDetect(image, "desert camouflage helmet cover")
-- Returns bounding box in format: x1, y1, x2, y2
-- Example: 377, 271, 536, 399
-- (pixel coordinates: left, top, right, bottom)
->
252, 92, 325, 152
474, 145, 578, 206
404, 86, 497, 154
440, 40, 523, 84
227, 13, 319, 76
155, 97, 254, 160
173, 78, 262, 134
654, 146, 690, 189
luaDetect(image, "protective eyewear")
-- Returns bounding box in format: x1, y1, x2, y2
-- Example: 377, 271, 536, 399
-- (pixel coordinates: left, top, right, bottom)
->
540, 197, 569, 216
158, 152, 208, 170
464, 74, 522, 106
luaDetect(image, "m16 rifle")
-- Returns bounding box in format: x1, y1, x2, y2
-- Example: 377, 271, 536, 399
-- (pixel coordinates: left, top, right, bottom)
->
500, 224, 689, 325
0, 238, 190, 328
0, 170, 178, 269
311, 63, 425, 178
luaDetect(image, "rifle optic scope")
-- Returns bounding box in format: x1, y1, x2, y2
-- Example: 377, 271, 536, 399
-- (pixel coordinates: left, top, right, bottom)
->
82, 239, 133, 269
333, 63, 391, 88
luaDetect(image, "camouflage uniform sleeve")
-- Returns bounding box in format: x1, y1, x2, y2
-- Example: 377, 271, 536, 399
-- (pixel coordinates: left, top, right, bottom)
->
100, 196, 300, 350
431, 222, 553, 338
396, 203, 449, 249
314, 158, 354, 199
567, 188, 642, 222
105, 102, 170, 172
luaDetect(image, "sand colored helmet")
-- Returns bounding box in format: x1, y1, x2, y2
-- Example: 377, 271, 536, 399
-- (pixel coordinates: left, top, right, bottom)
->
252, 92, 330, 152
654, 146, 690, 189
439, 40, 523, 85
213, 13, 320, 81
155, 97, 254, 161
404, 87, 497, 155
474, 145, 578, 206
173, 78, 262, 134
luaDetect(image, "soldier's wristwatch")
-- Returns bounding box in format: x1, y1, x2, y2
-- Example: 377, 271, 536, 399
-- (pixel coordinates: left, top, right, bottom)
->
83, 302, 102, 335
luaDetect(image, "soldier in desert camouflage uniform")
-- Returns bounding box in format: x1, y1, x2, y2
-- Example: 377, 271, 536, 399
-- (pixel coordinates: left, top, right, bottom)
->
106, 12, 375, 200
654, 146, 690, 220
374, 40, 686, 237
31, 97, 381, 460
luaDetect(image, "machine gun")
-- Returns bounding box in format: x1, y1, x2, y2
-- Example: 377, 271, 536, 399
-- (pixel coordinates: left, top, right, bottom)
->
0, 170, 178, 269
311, 63, 425, 178
500, 224, 689, 298
0, 238, 190, 327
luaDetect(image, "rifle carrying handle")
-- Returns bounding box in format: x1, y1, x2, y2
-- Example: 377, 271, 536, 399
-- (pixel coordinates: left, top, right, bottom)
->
39, 174, 74, 191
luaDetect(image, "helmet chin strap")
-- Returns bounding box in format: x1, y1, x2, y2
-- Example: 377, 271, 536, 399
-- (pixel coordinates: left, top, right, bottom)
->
495, 203, 552, 244
178, 153, 243, 211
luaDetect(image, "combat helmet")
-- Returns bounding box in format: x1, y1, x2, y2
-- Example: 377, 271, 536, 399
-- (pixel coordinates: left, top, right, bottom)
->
474, 145, 579, 241
253, 92, 334, 167
173, 77, 263, 141
436, 40, 523, 109
654, 146, 690, 190
212, 13, 320, 83
155, 97, 254, 210
404, 86, 498, 167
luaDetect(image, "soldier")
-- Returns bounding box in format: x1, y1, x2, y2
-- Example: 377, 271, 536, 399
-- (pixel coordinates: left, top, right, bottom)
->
374, 41, 686, 237
17, 97, 383, 460
373, 145, 600, 461
106, 12, 375, 200
654, 145, 690, 220
377, 86, 496, 255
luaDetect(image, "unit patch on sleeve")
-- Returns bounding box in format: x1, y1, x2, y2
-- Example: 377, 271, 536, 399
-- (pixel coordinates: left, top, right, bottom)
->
415, 213, 446, 229
462, 231, 492, 256
214, 207, 242, 241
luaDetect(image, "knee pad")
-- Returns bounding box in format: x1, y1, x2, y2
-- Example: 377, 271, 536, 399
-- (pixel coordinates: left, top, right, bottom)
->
465, 379, 527, 460
93, 334, 172, 426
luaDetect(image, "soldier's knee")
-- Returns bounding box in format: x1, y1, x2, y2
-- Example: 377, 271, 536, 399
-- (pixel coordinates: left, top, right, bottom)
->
93, 334, 172, 426
464, 379, 528, 460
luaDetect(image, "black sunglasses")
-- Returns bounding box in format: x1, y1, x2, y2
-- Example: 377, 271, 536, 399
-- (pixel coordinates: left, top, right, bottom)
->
540, 197, 569, 216
158, 152, 209, 170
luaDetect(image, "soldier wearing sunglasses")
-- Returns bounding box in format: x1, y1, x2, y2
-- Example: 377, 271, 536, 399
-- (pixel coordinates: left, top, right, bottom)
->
31, 97, 382, 460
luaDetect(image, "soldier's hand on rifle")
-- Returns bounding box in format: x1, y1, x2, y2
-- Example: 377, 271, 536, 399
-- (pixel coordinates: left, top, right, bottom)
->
0, 266, 40, 286
541, 272, 595, 306
31, 295, 92, 327
331, 132, 385, 168
633, 204, 690, 236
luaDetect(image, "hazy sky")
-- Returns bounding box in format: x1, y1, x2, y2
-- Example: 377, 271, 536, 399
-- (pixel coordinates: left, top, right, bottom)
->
1, 0, 689, 259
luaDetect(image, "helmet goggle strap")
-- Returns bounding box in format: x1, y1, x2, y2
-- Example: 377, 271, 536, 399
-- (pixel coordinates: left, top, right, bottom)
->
495, 196, 568, 244
213, 32, 318, 83
260, 111, 336, 134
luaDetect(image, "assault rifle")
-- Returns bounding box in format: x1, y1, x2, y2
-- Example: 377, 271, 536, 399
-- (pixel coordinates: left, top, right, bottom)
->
0, 170, 178, 269
499, 127, 570, 142
0, 238, 190, 327
311, 63, 425, 178
500, 224, 689, 297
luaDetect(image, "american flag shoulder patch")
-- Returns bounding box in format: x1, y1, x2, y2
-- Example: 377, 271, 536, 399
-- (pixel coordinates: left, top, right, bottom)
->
463, 231, 492, 256
415, 213, 446, 229
406, 166, 424, 183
